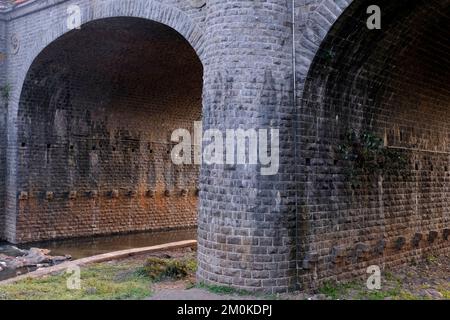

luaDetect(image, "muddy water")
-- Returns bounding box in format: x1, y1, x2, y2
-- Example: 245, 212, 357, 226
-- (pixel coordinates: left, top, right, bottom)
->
0, 228, 197, 281
21, 228, 197, 259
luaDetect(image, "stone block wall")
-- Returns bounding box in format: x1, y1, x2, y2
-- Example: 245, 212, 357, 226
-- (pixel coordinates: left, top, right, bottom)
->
197, 0, 298, 294
0, 14, 6, 240
296, 0, 450, 289
0, 0, 448, 293
15, 17, 203, 242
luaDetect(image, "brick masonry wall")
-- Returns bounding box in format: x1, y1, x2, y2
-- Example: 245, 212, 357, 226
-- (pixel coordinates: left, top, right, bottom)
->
1, 0, 207, 242
197, 0, 298, 294
297, 0, 450, 289
0, 0, 448, 293
0, 15, 6, 240
15, 17, 203, 242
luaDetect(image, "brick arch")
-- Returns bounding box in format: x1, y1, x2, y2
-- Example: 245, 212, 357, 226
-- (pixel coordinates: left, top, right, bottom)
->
295, 0, 354, 93
4, 0, 205, 243
13, 0, 204, 103
296, 0, 450, 287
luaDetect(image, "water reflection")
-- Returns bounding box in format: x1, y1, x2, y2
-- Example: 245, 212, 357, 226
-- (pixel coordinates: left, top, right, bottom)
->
21, 228, 197, 259
0, 228, 197, 281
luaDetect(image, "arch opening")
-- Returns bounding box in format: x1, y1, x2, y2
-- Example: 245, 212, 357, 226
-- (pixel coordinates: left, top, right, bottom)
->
298, 0, 450, 284
16, 17, 203, 242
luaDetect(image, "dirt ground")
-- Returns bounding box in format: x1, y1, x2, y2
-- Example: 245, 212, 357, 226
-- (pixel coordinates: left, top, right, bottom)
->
137, 249, 449, 300
1, 246, 448, 300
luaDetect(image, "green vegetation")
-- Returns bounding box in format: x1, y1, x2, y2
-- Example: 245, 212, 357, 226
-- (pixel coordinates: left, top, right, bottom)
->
141, 256, 197, 281
316, 275, 436, 300
0, 83, 11, 101
437, 285, 450, 299
338, 130, 408, 187
197, 282, 253, 296
0, 252, 198, 300
0, 251, 446, 300
318, 280, 360, 300
426, 254, 438, 264
0, 263, 151, 300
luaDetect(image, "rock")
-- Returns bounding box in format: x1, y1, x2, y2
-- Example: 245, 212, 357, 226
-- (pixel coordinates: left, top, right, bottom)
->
1, 254, 25, 269
29, 248, 51, 256
0, 245, 27, 257
0, 246, 71, 275
21, 248, 52, 266
51, 255, 71, 264
7, 259, 25, 269
425, 289, 443, 299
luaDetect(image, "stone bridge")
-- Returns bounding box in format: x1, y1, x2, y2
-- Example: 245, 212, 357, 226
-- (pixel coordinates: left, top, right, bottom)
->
0, 0, 448, 292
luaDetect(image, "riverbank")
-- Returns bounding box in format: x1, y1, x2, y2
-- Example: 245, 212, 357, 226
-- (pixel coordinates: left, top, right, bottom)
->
0, 228, 197, 281
0, 247, 448, 300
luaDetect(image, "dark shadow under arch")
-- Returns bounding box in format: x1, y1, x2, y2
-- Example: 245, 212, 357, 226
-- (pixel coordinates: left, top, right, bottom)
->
15, 17, 203, 242
297, 0, 450, 286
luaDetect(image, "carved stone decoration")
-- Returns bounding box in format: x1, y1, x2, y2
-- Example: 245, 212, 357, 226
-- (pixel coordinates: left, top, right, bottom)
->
189, 0, 206, 8
10, 33, 19, 55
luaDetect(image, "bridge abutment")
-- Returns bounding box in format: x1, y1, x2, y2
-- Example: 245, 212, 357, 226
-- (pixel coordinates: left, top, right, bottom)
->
196, 0, 298, 293
0, 14, 6, 241
0, 0, 448, 293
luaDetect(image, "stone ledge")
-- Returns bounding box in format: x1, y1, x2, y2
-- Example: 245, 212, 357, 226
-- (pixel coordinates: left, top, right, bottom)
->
0, 240, 197, 285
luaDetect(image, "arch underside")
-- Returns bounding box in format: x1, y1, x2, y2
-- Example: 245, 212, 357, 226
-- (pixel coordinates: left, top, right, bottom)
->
298, 0, 450, 285
15, 17, 203, 242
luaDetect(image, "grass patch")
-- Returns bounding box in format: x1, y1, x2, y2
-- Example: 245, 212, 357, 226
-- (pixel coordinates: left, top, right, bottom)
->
141, 256, 196, 281
359, 287, 402, 300
318, 281, 360, 300
425, 255, 438, 265
437, 285, 450, 299
197, 282, 253, 296
395, 290, 421, 300
0, 262, 151, 300
317, 280, 405, 300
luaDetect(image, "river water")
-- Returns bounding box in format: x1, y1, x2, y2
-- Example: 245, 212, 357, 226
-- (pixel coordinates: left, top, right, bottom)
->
0, 228, 197, 281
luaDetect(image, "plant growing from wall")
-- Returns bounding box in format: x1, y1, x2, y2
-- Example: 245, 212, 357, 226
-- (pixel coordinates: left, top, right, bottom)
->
1, 83, 11, 101
337, 129, 408, 187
